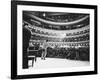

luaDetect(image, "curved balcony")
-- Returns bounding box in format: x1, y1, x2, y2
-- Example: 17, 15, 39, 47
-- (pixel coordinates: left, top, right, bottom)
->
24, 20, 89, 35
27, 24, 89, 37
31, 33, 89, 42
24, 12, 89, 26
30, 38, 89, 48
31, 30, 89, 39
24, 17, 89, 30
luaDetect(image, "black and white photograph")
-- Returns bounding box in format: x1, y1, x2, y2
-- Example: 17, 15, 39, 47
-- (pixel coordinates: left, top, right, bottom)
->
23, 11, 90, 69
11, 1, 97, 79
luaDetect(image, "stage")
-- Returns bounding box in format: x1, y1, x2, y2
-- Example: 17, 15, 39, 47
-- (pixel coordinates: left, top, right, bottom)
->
28, 57, 89, 69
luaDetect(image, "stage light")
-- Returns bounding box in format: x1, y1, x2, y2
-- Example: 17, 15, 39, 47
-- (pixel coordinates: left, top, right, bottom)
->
43, 13, 46, 17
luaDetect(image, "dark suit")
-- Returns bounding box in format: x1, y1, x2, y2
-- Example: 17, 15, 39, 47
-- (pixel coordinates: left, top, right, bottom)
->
23, 27, 31, 69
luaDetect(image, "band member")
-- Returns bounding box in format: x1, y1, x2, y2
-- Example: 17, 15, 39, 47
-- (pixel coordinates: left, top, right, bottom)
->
23, 24, 31, 69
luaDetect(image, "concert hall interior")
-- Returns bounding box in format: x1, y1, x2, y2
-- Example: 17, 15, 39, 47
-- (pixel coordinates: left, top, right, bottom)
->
22, 11, 90, 69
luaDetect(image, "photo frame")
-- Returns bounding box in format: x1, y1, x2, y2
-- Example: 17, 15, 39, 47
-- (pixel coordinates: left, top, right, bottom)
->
11, 0, 97, 79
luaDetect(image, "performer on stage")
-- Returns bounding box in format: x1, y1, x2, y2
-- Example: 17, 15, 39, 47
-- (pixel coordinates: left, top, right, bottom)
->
41, 40, 48, 60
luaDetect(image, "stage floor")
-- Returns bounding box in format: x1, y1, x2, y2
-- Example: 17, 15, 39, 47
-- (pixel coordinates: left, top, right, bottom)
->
28, 57, 90, 69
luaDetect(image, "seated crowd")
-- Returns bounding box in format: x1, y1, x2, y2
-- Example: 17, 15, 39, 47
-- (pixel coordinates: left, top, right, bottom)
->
29, 44, 89, 61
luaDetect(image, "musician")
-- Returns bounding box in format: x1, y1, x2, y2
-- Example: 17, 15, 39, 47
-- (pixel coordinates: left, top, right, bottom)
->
41, 40, 48, 60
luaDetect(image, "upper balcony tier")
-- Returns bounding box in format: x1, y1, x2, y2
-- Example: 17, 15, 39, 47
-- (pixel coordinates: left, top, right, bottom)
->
23, 11, 89, 30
